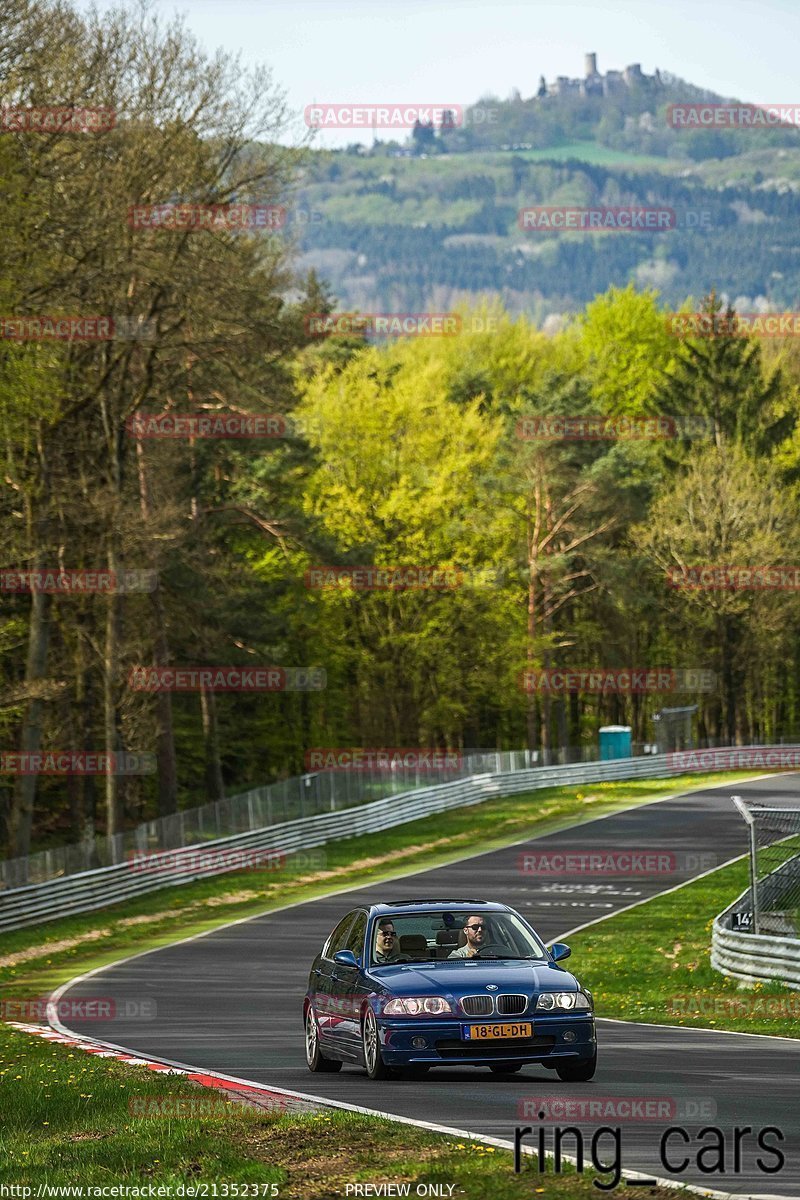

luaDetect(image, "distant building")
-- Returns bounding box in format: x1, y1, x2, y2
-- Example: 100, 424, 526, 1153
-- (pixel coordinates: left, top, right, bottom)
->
551, 74, 581, 97
544, 53, 659, 99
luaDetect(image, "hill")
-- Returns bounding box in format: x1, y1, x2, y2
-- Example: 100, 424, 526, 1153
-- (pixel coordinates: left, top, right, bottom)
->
287, 54, 800, 317
290, 144, 800, 318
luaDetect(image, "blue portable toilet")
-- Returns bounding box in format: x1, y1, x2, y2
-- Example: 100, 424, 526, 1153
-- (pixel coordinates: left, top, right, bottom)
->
599, 725, 632, 760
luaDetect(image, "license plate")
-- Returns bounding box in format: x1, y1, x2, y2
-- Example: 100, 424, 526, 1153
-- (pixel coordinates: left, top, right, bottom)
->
463, 1022, 532, 1040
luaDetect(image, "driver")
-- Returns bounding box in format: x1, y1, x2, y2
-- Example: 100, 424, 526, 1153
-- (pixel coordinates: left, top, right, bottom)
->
373, 918, 402, 964
448, 914, 492, 958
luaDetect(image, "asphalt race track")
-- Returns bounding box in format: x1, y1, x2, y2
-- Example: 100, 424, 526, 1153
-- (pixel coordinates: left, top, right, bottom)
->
55, 774, 800, 1197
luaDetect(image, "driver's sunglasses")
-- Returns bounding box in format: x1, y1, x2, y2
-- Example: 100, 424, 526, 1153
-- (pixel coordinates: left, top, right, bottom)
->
465, 924, 485, 932
380, 930, 396, 937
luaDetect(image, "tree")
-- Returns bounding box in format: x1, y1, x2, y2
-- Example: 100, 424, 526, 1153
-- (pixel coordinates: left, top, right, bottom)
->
489, 377, 616, 757
633, 444, 799, 743
0, 0, 302, 856
296, 341, 505, 747
577, 284, 677, 416
657, 291, 791, 454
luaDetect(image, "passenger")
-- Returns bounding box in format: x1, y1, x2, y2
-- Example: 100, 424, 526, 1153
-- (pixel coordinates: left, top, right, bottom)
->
373, 919, 402, 964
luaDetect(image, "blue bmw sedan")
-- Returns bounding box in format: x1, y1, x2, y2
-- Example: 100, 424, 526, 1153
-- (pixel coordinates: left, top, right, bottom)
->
303, 898, 597, 1080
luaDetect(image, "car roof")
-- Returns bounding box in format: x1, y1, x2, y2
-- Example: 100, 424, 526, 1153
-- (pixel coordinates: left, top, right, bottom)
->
368, 899, 511, 916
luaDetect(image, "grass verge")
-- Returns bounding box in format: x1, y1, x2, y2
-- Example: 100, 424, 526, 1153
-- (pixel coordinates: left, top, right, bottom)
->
0, 770, 760, 1004
0, 1019, 679, 1197
567, 856, 800, 1038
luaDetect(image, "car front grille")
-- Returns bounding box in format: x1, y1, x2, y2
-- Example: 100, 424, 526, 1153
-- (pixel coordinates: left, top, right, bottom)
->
435, 1036, 555, 1059
497, 993, 528, 1015
461, 994, 494, 1017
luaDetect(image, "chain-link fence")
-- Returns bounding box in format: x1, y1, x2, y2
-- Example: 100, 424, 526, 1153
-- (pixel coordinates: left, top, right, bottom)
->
0, 737, 791, 893
731, 797, 800, 937
1, 747, 558, 890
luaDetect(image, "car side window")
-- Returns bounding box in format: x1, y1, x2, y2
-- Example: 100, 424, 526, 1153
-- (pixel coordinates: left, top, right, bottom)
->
344, 911, 367, 959
324, 913, 355, 959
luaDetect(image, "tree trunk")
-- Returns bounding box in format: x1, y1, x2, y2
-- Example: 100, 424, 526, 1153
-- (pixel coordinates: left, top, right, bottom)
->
200, 686, 225, 803
555, 697, 567, 762
135, 436, 178, 816
7, 575, 52, 861
569, 692, 581, 757
151, 587, 178, 816
722, 614, 737, 746
103, 542, 123, 841
526, 555, 538, 754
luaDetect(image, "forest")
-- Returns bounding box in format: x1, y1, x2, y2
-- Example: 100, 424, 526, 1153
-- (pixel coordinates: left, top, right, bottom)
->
2, 0, 800, 859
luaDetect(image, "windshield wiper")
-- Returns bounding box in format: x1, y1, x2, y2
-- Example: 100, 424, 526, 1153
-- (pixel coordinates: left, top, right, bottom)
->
475, 953, 543, 960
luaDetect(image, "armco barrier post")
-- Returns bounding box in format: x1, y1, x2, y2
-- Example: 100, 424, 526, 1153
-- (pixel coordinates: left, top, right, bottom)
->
733, 795, 760, 935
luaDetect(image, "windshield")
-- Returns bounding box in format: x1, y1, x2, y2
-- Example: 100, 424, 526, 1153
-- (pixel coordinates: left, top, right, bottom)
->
369, 910, 548, 966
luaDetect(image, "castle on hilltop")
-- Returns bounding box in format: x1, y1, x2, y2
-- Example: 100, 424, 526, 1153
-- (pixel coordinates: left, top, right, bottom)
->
540, 53, 662, 99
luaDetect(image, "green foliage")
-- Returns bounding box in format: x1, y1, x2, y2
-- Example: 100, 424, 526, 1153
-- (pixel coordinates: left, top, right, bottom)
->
577, 284, 677, 414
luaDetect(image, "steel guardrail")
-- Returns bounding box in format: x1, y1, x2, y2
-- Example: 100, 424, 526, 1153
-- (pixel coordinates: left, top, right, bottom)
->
712, 884, 800, 989
0, 753, 676, 931
4, 747, 800, 938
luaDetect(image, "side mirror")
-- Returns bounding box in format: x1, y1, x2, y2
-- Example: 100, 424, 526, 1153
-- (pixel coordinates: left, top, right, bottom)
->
333, 950, 359, 969
550, 942, 571, 962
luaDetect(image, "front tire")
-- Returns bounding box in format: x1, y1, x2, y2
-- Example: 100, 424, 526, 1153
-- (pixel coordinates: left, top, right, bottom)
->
555, 1051, 597, 1082
362, 1006, 392, 1079
305, 1006, 342, 1073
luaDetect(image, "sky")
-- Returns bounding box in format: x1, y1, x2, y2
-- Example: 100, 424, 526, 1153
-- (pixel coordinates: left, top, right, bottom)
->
77, 0, 800, 147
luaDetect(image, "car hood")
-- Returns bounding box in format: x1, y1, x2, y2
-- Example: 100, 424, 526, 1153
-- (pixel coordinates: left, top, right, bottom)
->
368, 958, 578, 995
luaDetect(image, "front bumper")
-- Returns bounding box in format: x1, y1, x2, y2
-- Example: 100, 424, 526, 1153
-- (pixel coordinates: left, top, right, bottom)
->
376, 1013, 596, 1065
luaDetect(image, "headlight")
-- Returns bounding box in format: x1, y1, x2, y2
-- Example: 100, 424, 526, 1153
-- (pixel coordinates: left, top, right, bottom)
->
383, 996, 452, 1016
536, 991, 592, 1012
